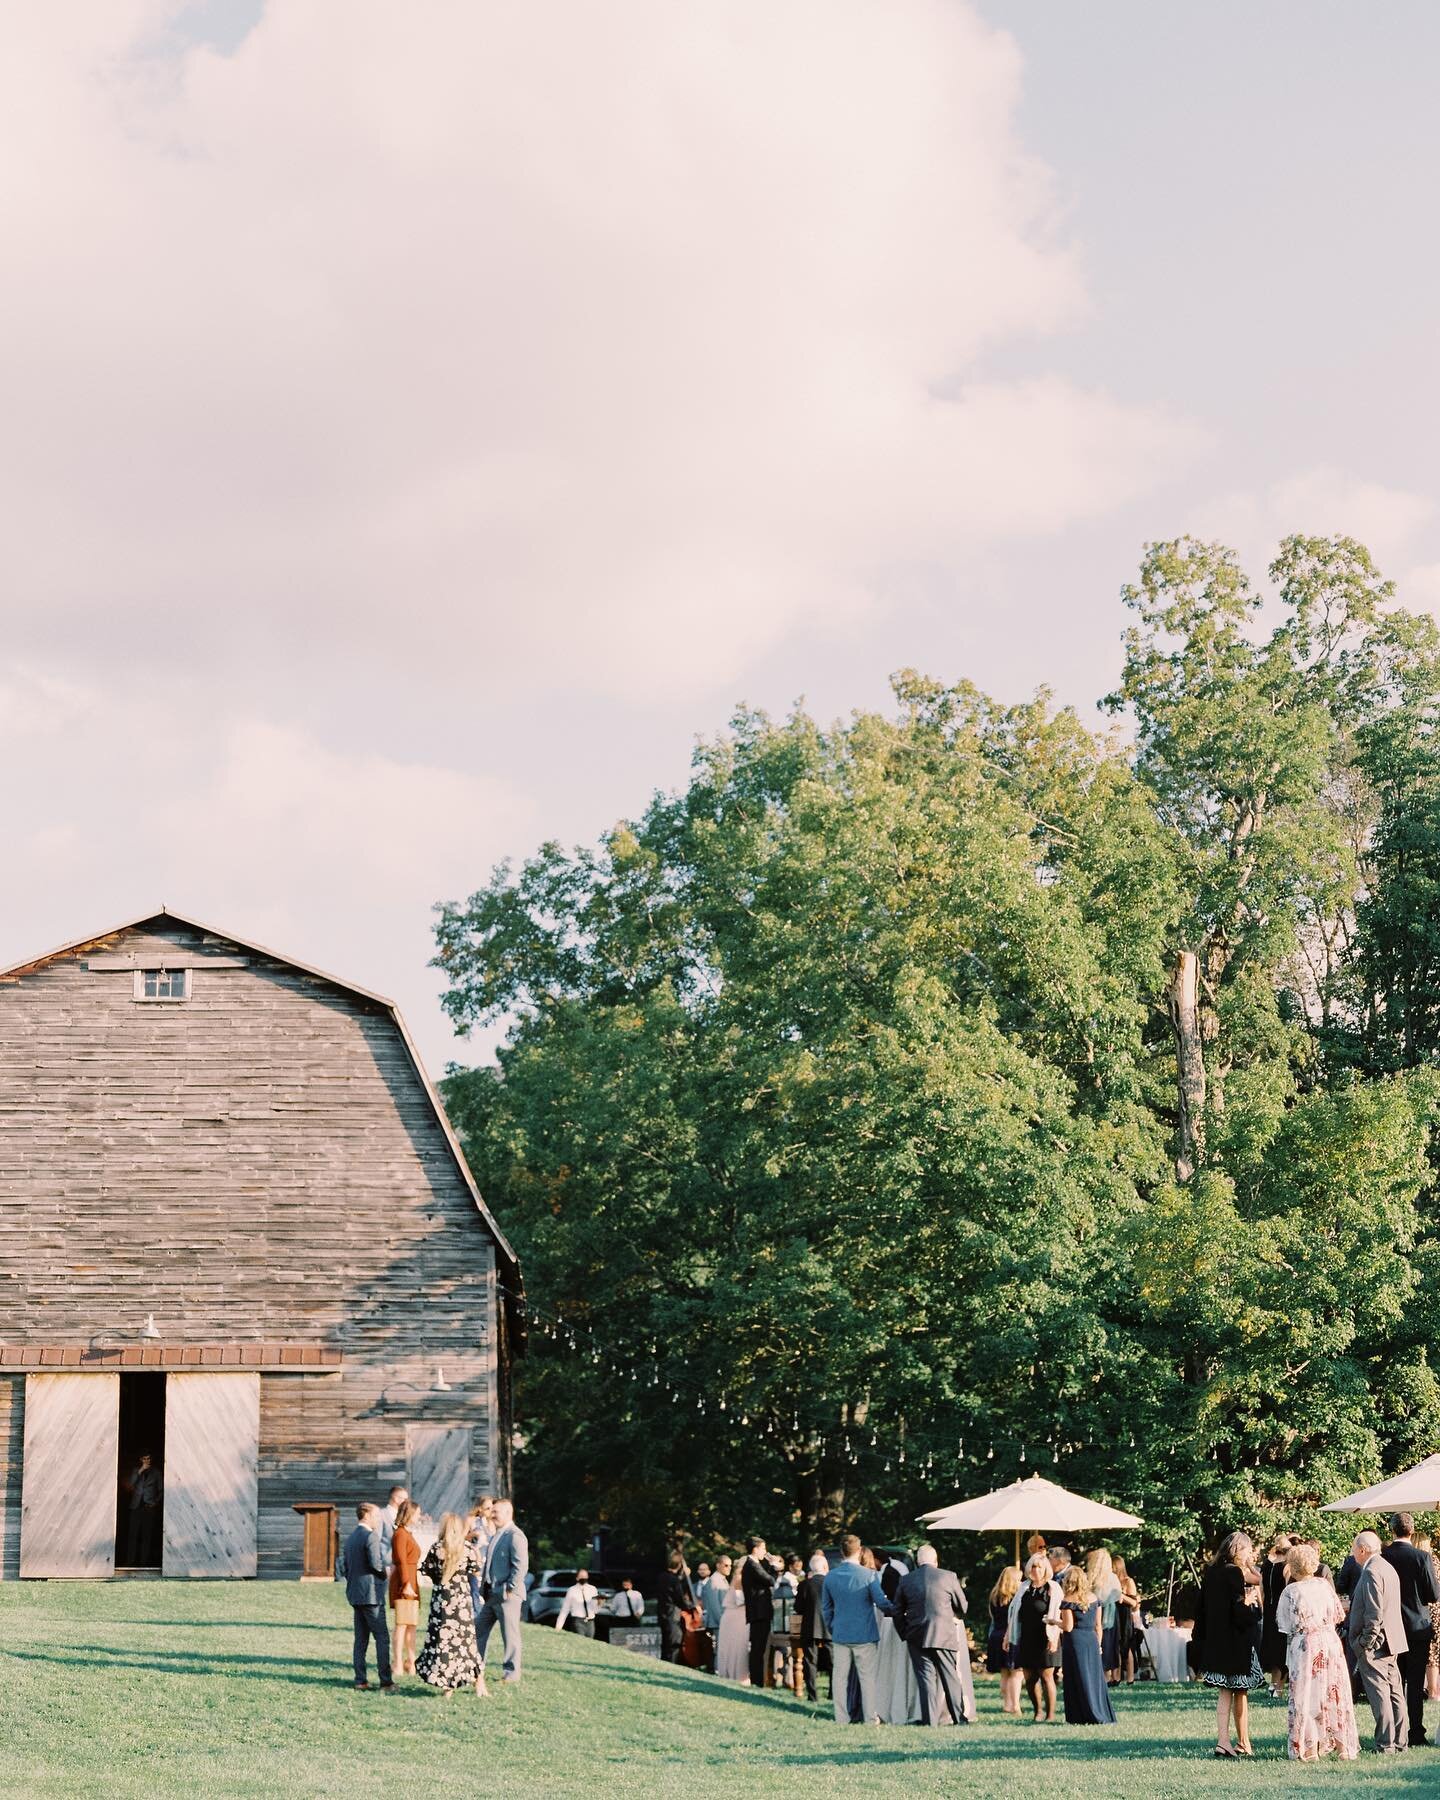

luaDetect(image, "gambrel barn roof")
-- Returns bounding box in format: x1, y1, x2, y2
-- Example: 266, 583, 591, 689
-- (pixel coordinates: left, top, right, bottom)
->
0, 905, 520, 1279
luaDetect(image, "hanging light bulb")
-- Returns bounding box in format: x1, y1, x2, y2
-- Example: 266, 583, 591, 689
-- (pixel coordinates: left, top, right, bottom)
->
987, 1446, 994, 1460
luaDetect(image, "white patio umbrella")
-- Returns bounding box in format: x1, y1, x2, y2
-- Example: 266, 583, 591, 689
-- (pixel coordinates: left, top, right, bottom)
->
918, 1474, 1142, 1565
1322, 1452, 1440, 1514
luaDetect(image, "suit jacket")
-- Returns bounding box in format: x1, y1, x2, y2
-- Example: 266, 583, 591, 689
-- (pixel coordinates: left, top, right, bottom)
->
659, 1570, 695, 1624
482, 1523, 530, 1600
821, 1561, 893, 1644
341, 1524, 386, 1608
741, 1554, 777, 1626
796, 1572, 830, 1645
1382, 1539, 1440, 1643
1350, 1555, 1407, 1661
701, 1572, 730, 1632
893, 1565, 967, 1649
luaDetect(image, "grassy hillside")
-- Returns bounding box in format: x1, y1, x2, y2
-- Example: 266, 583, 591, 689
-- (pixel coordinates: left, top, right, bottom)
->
2, 1581, 1434, 1797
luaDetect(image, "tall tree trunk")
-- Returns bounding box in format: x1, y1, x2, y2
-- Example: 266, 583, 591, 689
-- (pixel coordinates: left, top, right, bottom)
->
1169, 948, 1206, 1181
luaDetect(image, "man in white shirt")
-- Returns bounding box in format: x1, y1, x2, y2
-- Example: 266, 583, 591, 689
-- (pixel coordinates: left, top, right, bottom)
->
554, 1568, 601, 1638
609, 1578, 645, 1621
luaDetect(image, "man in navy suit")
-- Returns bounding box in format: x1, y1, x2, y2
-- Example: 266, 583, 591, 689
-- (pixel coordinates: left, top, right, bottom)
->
820, 1534, 894, 1725
1383, 1511, 1440, 1746
340, 1503, 394, 1692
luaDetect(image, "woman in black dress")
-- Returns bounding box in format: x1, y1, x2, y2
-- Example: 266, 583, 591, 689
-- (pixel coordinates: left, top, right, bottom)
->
416, 1512, 487, 1698
1059, 1567, 1117, 1725
1261, 1533, 1297, 1697
1004, 1552, 1061, 1723
986, 1564, 1023, 1715
1195, 1530, 1264, 1758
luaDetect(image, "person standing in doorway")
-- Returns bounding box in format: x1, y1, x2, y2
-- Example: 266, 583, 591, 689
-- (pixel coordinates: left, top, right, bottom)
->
1383, 1511, 1439, 1747
341, 1503, 395, 1693
740, 1537, 781, 1688
554, 1568, 601, 1637
122, 1450, 163, 1566
388, 1499, 422, 1677
475, 1498, 529, 1684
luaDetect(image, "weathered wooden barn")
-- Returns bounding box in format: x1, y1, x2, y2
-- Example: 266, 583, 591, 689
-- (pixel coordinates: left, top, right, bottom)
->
0, 908, 520, 1579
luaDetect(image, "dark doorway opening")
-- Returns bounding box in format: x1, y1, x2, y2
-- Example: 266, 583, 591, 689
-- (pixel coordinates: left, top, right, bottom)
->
116, 1373, 166, 1570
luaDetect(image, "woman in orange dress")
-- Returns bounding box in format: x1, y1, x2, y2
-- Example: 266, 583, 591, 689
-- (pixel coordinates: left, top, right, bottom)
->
389, 1498, 422, 1676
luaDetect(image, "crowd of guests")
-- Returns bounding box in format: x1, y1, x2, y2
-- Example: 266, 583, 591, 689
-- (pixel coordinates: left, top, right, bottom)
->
987, 1539, 1138, 1726
1195, 1511, 1440, 1762
335, 1491, 1440, 1760
339, 1485, 529, 1698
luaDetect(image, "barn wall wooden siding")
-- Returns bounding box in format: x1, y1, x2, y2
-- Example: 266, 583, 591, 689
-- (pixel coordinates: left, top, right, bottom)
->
0, 921, 506, 1578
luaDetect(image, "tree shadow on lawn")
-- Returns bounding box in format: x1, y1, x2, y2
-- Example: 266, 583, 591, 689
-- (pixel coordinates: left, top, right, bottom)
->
97, 1620, 339, 1633
15, 1646, 356, 1688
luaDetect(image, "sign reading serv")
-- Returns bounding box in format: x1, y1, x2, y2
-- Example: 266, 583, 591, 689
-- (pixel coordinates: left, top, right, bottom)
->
609, 1626, 662, 1659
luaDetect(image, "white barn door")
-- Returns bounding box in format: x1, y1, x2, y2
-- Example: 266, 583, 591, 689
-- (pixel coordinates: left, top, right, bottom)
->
20, 1373, 121, 1578
406, 1423, 471, 1522
163, 1373, 260, 1577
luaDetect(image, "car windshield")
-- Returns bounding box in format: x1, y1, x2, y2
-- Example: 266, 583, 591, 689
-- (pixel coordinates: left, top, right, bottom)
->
545, 1571, 578, 1587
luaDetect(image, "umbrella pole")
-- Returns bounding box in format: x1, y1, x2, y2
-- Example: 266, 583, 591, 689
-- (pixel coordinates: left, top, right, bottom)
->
1014, 1529, 1020, 1567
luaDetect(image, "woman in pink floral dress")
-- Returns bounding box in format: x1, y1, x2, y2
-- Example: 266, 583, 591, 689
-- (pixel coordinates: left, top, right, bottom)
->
1274, 1542, 1358, 1762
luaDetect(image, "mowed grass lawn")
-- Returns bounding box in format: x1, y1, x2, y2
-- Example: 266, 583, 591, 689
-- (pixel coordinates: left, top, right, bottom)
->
4, 1582, 1440, 1799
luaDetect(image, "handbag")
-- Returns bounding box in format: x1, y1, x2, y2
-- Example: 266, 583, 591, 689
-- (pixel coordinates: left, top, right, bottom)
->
1045, 1621, 1062, 1655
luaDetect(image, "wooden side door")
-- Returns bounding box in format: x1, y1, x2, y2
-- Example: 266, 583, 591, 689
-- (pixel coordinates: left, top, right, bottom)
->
20, 1372, 121, 1577
406, 1423, 471, 1521
162, 1372, 260, 1577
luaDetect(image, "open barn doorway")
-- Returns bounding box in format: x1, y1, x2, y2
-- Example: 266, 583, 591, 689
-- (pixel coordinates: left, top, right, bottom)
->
115, 1373, 166, 1570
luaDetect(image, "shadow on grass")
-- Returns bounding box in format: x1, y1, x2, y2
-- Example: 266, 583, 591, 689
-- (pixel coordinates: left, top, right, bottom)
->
15, 1646, 340, 1686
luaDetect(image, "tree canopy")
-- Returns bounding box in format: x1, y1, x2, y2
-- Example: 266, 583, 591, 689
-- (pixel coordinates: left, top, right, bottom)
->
438, 536, 1440, 1577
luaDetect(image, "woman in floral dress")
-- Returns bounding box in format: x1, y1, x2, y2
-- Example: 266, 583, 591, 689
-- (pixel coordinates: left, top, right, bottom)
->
416, 1512, 488, 1698
1275, 1542, 1357, 1762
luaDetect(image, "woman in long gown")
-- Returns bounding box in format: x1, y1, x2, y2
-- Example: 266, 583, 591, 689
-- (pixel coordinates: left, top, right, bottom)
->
1086, 1549, 1123, 1685
1275, 1542, 1358, 1762
715, 1559, 751, 1682
874, 1552, 920, 1724
1112, 1556, 1141, 1684
415, 1512, 487, 1698
1059, 1567, 1117, 1725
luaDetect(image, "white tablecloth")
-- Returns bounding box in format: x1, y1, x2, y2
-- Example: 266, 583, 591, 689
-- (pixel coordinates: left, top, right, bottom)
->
1143, 1622, 1192, 1682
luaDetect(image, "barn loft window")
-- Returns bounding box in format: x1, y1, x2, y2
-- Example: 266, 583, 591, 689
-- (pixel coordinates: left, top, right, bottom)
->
134, 967, 190, 1003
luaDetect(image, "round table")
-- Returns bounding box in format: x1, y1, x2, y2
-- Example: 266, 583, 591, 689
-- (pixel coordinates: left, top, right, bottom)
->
1143, 1621, 1193, 1682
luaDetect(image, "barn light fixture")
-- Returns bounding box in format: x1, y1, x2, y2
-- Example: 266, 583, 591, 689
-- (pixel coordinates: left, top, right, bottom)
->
141, 1314, 161, 1340
433, 1366, 452, 1392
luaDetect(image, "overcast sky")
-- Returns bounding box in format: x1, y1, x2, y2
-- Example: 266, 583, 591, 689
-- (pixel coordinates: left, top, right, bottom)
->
4, 1, 1438, 1073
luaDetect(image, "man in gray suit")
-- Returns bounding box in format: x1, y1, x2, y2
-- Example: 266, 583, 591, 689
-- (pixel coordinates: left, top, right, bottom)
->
340, 1503, 394, 1692
1348, 1530, 1408, 1752
892, 1545, 970, 1727
475, 1497, 529, 1683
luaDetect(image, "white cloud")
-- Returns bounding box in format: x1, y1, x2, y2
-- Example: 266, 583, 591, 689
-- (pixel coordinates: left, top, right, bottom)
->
0, 687, 530, 1067
0, 0, 1195, 699
1194, 468, 1435, 585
